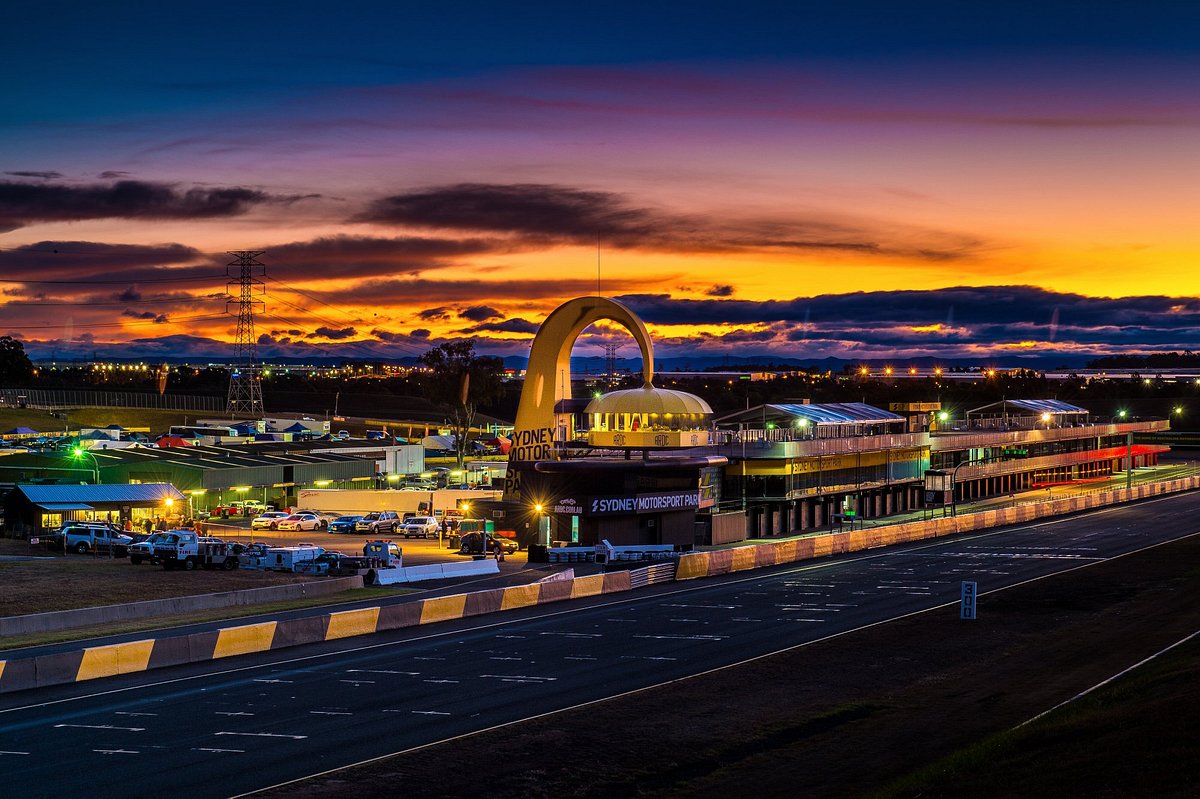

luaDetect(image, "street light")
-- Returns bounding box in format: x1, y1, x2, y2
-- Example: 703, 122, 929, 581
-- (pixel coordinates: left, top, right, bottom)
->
70, 446, 100, 484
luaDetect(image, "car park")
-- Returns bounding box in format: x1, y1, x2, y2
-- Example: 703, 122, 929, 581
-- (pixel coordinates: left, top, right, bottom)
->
276, 512, 325, 531
355, 511, 400, 534
250, 511, 291, 530
327, 514, 363, 534
402, 516, 440, 539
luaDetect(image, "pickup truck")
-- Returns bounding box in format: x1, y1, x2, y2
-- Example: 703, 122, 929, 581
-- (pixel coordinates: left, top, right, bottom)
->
153, 531, 240, 571
128, 532, 172, 565
47, 523, 133, 556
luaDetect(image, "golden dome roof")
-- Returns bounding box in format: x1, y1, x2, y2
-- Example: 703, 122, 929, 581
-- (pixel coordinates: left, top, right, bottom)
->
584, 384, 712, 416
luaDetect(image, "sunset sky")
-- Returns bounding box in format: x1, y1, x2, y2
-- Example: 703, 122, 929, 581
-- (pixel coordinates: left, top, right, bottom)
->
2, 2, 1198, 366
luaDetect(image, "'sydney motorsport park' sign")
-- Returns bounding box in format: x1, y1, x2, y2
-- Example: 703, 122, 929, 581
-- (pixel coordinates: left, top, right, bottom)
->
583, 490, 702, 516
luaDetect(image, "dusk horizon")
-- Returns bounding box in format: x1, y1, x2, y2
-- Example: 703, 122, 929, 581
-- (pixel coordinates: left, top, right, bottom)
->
3, 2, 1197, 366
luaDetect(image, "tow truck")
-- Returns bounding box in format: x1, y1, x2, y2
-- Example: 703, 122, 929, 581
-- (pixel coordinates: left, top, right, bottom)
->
153, 531, 240, 570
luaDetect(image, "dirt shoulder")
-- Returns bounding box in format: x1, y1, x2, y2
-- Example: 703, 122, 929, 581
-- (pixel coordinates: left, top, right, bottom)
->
0, 552, 327, 616
264, 533, 1200, 799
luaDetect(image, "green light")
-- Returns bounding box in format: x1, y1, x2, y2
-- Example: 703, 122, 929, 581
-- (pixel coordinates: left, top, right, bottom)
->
937, 411, 949, 422
73, 447, 83, 457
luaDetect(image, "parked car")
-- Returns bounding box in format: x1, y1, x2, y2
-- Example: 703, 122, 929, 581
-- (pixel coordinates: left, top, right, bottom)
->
355, 511, 400, 534
328, 515, 363, 534
48, 523, 134, 556
276, 512, 325, 532
402, 516, 440, 539
251, 511, 291, 531
294, 551, 349, 576
457, 531, 517, 556
237, 542, 272, 569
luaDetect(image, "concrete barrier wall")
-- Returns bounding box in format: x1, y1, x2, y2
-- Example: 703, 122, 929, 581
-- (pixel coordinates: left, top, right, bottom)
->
0, 576, 365, 638
0, 556, 633, 695
674, 477, 1200, 580
3, 478, 1193, 696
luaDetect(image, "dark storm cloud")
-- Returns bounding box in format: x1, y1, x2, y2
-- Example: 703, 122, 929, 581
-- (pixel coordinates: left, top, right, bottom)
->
97, 171, 131, 179
356, 182, 982, 260
5, 171, 63, 180
319, 275, 671, 307
706, 284, 734, 297
357, 183, 662, 244
461, 318, 539, 335
411, 329, 431, 339
308, 326, 357, 340
0, 241, 203, 282
267, 234, 499, 280
458, 305, 502, 322
0, 179, 293, 230
616, 287, 1200, 358
121, 310, 168, 323
617, 287, 1200, 328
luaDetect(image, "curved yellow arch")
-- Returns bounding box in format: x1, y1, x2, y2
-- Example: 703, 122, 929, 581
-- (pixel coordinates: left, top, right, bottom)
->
506, 297, 654, 495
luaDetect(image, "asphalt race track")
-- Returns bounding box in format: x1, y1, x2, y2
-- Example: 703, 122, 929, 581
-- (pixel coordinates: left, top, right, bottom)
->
3, 491, 1199, 798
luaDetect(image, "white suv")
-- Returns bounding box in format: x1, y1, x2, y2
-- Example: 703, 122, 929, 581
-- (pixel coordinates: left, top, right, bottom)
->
402, 516, 440, 539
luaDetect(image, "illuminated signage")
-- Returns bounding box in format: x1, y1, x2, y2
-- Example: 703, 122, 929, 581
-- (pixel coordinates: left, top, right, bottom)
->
585, 490, 701, 516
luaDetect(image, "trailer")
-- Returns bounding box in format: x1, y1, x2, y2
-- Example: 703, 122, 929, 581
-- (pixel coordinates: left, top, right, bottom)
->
263, 544, 325, 572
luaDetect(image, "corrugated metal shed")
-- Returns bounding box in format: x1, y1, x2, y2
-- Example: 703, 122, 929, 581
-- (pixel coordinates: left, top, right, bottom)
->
715, 402, 904, 427
18, 483, 186, 504
967, 399, 1089, 416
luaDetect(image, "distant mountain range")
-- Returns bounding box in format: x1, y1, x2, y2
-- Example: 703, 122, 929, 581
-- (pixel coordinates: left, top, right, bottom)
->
30, 348, 1095, 371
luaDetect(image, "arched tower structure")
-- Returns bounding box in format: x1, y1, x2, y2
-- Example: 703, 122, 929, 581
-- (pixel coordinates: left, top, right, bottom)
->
505, 296, 655, 499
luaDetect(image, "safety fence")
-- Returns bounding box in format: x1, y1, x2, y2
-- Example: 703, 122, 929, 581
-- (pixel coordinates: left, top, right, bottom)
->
676, 475, 1200, 580
0, 388, 224, 412
0, 569, 633, 694
629, 562, 679, 589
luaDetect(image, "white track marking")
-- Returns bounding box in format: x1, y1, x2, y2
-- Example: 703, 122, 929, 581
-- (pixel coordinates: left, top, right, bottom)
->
195, 747, 244, 753
1016, 627, 1200, 729
54, 724, 144, 732
215, 732, 306, 740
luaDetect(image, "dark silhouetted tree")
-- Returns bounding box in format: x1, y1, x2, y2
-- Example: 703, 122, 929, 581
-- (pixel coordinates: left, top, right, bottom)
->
417, 340, 504, 469
0, 336, 33, 384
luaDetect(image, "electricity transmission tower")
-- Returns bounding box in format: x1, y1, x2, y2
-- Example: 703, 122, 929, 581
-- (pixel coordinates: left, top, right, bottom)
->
226, 251, 266, 415
603, 343, 621, 386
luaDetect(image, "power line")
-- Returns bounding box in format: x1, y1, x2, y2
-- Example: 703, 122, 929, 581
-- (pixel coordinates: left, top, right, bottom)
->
265, 275, 362, 322
0, 274, 225, 284
265, 293, 428, 357
7, 313, 228, 329
3, 296, 221, 306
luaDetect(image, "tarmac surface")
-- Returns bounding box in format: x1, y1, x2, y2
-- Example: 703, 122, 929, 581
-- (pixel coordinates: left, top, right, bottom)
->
2, 488, 1198, 798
